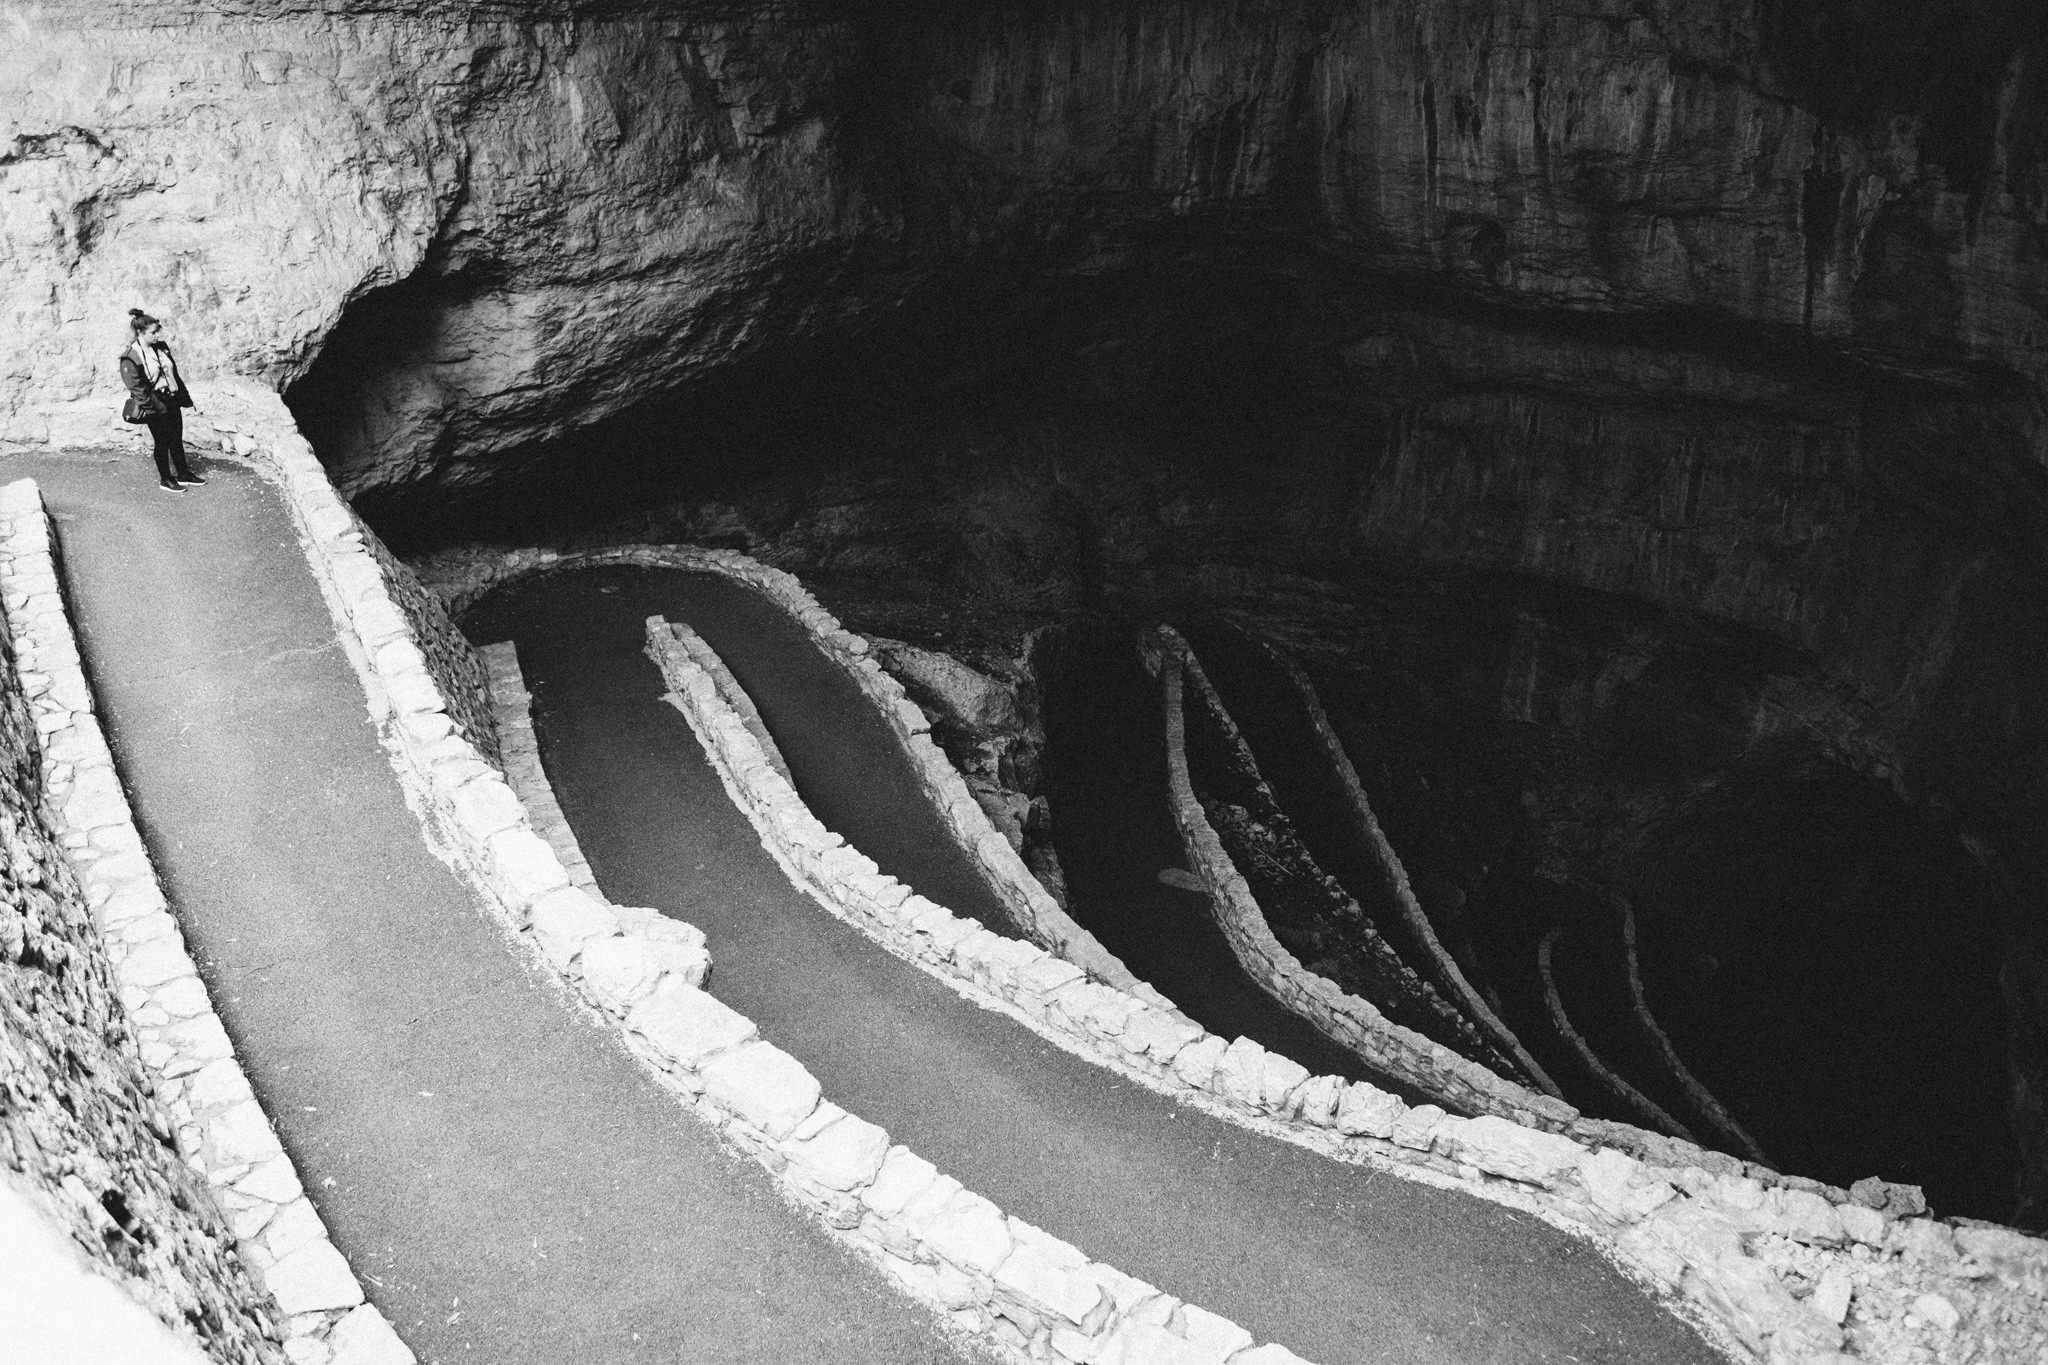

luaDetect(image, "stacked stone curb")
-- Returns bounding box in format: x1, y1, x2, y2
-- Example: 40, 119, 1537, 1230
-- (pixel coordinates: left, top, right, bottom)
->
1159, 641, 1572, 1125
1153, 640, 2047, 1363
1157, 643, 1669, 1145
479, 641, 603, 897
1169, 627, 1767, 1165
631, 576, 2044, 1365
355, 528, 503, 770
0, 477, 413, 1365
415, 541, 1162, 1005
1253, 632, 1564, 1101
400, 536, 2043, 1362
203, 387, 1327, 1365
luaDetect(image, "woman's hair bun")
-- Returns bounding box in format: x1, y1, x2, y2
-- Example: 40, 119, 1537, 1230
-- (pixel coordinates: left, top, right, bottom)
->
128, 308, 160, 332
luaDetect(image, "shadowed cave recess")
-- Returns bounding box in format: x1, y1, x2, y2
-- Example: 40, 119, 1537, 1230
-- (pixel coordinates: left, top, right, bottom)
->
284, 0, 2048, 1229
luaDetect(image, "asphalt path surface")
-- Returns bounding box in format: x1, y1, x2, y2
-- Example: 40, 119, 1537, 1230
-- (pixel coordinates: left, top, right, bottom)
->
6, 449, 976, 1365
465, 565, 1730, 1365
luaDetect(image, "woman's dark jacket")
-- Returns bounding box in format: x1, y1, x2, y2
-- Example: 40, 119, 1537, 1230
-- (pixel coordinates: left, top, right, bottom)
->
118, 345, 193, 418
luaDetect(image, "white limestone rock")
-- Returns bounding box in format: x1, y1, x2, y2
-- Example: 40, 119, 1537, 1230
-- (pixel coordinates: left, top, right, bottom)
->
328, 1304, 416, 1365
486, 828, 572, 906
1169, 1036, 1228, 1090
525, 886, 618, 970
1811, 1268, 1853, 1325
627, 983, 757, 1073
260, 1198, 329, 1264
201, 1099, 284, 1170
1178, 1303, 1253, 1359
863, 1147, 943, 1219
1335, 1082, 1403, 1139
911, 1187, 1014, 1276
579, 934, 710, 1015
1094, 1319, 1228, 1365
262, 1239, 365, 1315
783, 1112, 891, 1192
446, 775, 524, 838
1450, 1115, 1583, 1187
1576, 1148, 1677, 1224
1910, 1292, 1961, 1334
1121, 1007, 1204, 1065
699, 1041, 822, 1140
992, 1240, 1107, 1330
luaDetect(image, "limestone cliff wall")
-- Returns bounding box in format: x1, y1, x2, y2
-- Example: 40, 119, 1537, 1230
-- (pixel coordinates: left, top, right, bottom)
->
6, 2, 2040, 478
2, 2, 864, 466
9, 0, 2021, 873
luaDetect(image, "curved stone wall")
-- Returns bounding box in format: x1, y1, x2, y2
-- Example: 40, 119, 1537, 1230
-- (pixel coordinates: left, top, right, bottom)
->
420, 541, 1162, 1006
1170, 632, 1529, 1082
603, 538, 2039, 1365
204, 385, 1321, 1365
1248, 632, 1560, 1099
1160, 648, 1572, 1130
357, 529, 501, 769
1140, 638, 2048, 1362
0, 479, 410, 1365
389, 512, 2048, 1362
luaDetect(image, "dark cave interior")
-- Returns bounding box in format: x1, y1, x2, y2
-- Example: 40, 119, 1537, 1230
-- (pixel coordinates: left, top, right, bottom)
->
279, 0, 2048, 1229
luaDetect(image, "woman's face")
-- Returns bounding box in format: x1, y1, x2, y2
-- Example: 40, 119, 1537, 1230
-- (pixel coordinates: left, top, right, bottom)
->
145, 323, 163, 341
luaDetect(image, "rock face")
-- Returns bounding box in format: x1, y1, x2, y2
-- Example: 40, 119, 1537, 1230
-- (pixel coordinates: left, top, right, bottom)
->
2, 2, 866, 462
8, 2, 2041, 484
6, 0, 2048, 1222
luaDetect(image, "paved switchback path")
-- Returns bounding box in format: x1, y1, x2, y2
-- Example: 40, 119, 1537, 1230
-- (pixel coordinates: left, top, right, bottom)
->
465, 565, 1730, 1365
6, 451, 976, 1365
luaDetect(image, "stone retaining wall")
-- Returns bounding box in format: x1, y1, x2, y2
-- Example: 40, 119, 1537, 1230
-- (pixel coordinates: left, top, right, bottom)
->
357, 531, 501, 770
1162, 650, 1569, 1125
1143, 644, 2046, 1363
619, 555, 2045, 1365
0, 477, 410, 1365
1172, 635, 1522, 1082
1257, 636, 1565, 1111
416, 540, 1162, 1006
203, 385, 1319, 1365
1158, 636, 1723, 1169
478, 642, 604, 898
1249, 627, 1765, 1163
324, 504, 2044, 1363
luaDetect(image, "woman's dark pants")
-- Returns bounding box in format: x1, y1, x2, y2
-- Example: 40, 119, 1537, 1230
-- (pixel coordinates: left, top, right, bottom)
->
143, 409, 195, 483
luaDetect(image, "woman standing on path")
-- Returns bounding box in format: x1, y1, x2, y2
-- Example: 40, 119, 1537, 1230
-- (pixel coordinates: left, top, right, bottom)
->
119, 310, 206, 493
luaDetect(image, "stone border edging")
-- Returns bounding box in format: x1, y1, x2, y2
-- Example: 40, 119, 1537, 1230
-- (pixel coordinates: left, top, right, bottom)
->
639, 616, 1333, 1365
478, 641, 604, 897
392, 529, 2047, 1364
480, 623, 1326, 1365
1158, 632, 1745, 1175
622, 561, 2047, 1365
204, 388, 1327, 1365
416, 541, 1165, 1007
0, 477, 413, 1365
661, 619, 794, 785
1141, 642, 2048, 1363
1159, 648, 1570, 1127
1252, 630, 1562, 1097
